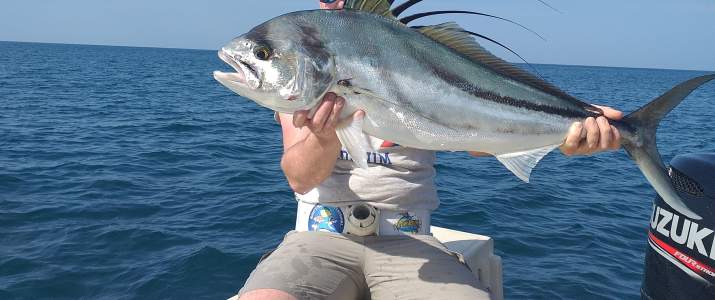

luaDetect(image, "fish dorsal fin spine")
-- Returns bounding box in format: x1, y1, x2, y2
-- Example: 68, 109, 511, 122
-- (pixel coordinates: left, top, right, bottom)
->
417, 23, 586, 105
344, 0, 396, 18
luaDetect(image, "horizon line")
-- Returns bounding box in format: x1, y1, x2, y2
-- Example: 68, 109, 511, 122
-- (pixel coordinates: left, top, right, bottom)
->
1, 39, 713, 73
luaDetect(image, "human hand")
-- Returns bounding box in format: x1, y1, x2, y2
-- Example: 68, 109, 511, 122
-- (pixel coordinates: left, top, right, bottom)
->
319, 0, 345, 10
560, 105, 624, 156
293, 93, 363, 141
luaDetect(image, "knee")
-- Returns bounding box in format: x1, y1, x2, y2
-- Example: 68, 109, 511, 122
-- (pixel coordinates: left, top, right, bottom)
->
238, 289, 297, 300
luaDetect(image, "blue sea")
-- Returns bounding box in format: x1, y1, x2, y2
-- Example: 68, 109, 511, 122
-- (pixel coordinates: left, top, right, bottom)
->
1, 41, 713, 299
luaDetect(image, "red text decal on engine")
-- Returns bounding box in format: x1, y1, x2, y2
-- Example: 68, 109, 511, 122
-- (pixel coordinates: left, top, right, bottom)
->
650, 232, 715, 278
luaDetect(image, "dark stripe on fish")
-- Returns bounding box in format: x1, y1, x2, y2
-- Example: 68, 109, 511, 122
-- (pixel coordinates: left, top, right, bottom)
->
430, 65, 593, 119
245, 22, 331, 67
244, 24, 278, 53
297, 24, 331, 63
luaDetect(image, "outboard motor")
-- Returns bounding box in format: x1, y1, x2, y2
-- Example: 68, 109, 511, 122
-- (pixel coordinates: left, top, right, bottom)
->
642, 153, 715, 300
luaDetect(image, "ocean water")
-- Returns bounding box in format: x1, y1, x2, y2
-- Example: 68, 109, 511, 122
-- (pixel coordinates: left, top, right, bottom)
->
0, 40, 713, 300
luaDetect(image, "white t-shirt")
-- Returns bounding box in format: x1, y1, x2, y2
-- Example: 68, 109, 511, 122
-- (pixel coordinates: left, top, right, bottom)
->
296, 136, 439, 211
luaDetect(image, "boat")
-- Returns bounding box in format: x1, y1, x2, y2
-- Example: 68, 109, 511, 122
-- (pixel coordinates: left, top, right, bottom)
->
228, 226, 504, 300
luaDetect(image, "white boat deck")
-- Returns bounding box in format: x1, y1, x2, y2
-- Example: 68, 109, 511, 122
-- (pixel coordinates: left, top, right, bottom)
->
431, 226, 503, 300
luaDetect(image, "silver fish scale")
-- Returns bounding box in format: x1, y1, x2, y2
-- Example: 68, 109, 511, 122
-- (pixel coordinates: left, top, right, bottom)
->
300, 10, 582, 154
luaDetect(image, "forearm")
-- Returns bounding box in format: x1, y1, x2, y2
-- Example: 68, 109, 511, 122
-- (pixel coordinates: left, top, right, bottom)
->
282, 0, 346, 193
281, 132, 341, 194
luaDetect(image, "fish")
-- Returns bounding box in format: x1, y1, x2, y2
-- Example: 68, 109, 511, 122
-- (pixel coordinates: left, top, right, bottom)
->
213, 0, 714, 220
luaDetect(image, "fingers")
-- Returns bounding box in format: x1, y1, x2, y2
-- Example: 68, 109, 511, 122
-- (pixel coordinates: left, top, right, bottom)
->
309, 93, 337, 133
610, 125, 622, 150
292, 111, 309, 128
320, 0, 345, 9
325, 96, 345, 129
584, 117, 599, 150
593, 105, 624, 120
596, 116, 612, 150
561, 103, 625, 157
591, 104, 623, 151
560, 122, 583, 156
562, 116, 623, 156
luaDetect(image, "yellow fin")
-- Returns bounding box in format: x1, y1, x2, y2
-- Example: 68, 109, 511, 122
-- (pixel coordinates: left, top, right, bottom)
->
344, 0, 395, 18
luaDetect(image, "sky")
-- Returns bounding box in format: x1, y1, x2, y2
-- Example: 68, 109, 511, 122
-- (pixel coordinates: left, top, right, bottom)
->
1, 0, 713, 71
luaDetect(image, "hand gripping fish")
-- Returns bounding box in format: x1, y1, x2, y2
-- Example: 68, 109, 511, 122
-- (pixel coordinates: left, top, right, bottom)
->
214, 0, 714, 220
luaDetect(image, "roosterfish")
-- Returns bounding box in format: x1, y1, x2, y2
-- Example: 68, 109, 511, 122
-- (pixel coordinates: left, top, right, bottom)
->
214, 0, 714, 219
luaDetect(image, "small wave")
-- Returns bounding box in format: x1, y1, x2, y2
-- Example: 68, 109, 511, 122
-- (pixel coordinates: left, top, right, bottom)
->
0, 257, 42, 277
160, 123, 205, 132
139, 150, 193, 163
132, 246, 251, 299
0, 174, 24, 191
221, 170, 265, 187
87, 179, 138, 191
94, 228, 198, 252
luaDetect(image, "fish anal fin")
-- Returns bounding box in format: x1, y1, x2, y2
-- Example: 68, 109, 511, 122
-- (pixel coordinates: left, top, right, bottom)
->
344, 0, 396, 18
335, 113, 374, 169
495, 144, 559, 183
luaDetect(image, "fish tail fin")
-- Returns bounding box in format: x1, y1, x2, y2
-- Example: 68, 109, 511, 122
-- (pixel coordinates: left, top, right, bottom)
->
621, 74, 715, 220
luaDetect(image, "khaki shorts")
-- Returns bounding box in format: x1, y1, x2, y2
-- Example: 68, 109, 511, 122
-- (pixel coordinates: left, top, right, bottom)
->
237, 231, 490, 300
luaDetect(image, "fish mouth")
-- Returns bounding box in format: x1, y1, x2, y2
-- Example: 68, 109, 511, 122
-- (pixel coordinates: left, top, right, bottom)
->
213, 50, 260, 90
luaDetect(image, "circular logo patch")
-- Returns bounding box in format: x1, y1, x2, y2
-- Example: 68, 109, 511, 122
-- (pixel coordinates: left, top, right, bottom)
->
393, 213, 422, 234
308, 204, 345, 233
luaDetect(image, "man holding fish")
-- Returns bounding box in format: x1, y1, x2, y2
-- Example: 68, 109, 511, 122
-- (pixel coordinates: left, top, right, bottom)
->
232, 1, 626, 299
215, 0, 714, 297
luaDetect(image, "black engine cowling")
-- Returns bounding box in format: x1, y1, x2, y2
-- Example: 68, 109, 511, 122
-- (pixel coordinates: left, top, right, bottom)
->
642, 153, 715, 300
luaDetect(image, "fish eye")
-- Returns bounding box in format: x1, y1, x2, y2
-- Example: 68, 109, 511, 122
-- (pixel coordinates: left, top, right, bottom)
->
254, 46, 272, 61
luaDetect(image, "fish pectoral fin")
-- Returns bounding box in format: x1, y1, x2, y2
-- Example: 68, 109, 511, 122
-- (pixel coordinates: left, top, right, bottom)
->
495, 144, 560, 183
335, 83, 399, 106
335, 113, 373, 169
